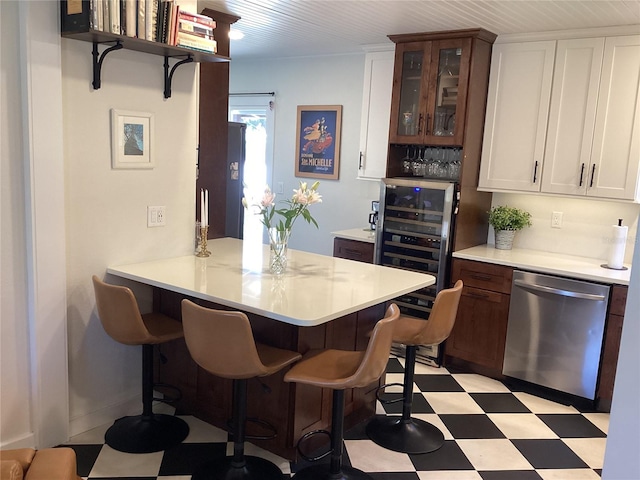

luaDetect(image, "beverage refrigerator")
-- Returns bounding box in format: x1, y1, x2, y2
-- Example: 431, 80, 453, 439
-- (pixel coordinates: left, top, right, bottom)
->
374, 177, 457, 366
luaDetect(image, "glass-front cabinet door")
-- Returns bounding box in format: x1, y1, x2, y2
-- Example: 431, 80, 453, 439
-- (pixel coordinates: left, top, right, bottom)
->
389, 42, 432, 144
424, 38, 471, 146
389, 37, 471, 146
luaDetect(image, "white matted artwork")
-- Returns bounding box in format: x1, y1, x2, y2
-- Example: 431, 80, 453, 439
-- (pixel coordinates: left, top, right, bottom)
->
111, 109, 154, 169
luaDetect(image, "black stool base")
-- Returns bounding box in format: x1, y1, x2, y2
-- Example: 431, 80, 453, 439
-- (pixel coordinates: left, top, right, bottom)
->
105, 414, 189, 453
366, 414, 444, 454
191, 455, 283, 480
292, 464, 374, 480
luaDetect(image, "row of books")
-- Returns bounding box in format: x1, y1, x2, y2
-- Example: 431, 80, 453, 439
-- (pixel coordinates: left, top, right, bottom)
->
88, 0, 217, 53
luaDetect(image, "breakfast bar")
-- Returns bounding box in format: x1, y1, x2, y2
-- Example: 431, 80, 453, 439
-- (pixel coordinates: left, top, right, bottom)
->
107, 237, 435, 459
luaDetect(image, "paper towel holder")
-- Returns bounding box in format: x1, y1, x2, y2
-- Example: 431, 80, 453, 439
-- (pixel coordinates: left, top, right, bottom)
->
600, 263, 628, 271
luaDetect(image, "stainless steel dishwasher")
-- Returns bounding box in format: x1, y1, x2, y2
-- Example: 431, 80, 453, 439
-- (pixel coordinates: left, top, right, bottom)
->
502, 270, 610, 400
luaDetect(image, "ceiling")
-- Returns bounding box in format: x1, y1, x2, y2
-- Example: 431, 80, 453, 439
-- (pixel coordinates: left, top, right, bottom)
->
198, 0, 640, 60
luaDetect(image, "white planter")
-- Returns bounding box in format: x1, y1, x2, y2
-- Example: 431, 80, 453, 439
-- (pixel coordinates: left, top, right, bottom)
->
495, 230, 516, 250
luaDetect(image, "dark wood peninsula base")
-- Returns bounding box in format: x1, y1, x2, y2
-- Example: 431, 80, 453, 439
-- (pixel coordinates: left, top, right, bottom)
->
153, 288, 386, 461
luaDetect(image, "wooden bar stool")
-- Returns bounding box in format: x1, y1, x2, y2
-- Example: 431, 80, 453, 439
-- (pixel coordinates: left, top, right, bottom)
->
91, 276, 190, 453
284, 304, 399, 480
181, 299, 301, 480
366, 280, 463, 454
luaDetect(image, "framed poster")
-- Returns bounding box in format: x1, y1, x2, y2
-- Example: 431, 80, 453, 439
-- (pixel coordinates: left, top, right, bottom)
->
295, 105, 342, 180
111, 109, 155, 169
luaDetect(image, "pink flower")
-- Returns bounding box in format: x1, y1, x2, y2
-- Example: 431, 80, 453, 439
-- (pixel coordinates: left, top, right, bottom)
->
260, 186, 276, 208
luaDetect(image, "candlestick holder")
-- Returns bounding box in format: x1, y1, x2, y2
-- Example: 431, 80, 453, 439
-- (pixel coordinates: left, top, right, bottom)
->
195, 226, 211, 257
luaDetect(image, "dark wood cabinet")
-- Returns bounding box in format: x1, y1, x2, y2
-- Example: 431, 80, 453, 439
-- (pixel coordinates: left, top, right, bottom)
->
445, 258, 513, 375
333, 238, 374, 263
597, 285, 628, 411
386, 29, 496, 253
197, 9, 240, 240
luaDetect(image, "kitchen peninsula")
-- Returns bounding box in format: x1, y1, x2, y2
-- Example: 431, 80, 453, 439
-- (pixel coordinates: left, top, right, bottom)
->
106, 237, 435, 459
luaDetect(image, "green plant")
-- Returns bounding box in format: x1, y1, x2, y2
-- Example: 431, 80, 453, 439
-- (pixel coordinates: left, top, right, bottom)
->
488, 205, 532, 231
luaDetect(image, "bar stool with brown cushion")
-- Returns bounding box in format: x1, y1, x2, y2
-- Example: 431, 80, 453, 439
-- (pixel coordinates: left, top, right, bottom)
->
284, 303, 400, 480
91, 275, 190, 453
366, 280, 463, 454
181, 299, 302, 480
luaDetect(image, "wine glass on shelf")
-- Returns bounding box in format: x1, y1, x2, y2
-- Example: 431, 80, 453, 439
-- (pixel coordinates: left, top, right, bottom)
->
402, 146, 411, 175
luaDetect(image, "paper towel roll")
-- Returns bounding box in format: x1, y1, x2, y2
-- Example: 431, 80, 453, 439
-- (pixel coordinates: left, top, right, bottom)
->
607, 224, 628, 269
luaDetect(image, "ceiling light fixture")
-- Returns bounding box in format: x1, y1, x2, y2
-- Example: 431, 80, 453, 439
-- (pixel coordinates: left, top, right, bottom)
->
229, 29, 244, 40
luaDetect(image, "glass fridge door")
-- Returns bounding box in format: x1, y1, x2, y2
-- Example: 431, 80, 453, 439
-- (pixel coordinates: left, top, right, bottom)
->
375, 179, 455, 319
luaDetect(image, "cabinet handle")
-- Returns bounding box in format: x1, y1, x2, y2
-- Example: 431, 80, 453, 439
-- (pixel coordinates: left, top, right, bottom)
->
470, 273, 492, 281
359, 152, 363, 170
579, 163, 585, 186
466, 291, 489, 299
589, 164, 596, 188
533, 160, 539, 183
344, 249, 363, 257
418, 114, 424, 135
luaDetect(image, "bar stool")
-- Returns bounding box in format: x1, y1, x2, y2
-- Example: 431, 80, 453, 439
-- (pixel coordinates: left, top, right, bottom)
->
91, 276, 190, 453
366, 280, 463, 454
284, 303, 400, 480
181, 299, 302, 480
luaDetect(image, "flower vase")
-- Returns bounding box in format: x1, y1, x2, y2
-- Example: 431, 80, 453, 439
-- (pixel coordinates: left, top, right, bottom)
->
268, 228, 291, 275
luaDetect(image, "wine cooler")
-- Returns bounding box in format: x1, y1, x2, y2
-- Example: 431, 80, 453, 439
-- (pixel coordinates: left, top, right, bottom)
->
374, 178, 457, 365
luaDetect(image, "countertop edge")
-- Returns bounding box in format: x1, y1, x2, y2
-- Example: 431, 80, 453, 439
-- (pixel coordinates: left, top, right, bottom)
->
331, 228, 376, 243
453, 245, 630, 286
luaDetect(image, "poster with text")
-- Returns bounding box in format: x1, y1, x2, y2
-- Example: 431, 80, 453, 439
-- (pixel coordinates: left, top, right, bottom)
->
295, 105, 342, 180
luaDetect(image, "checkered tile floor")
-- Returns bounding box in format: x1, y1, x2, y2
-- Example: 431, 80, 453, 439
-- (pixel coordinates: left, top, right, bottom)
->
64, 356, 608, 479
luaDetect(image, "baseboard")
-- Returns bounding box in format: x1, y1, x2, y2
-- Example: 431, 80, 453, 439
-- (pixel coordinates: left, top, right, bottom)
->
1, 432, 36, 450
68, 394, 141, 438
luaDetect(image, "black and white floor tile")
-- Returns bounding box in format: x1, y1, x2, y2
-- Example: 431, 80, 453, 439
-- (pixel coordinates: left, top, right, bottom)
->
64, 356, 608, 479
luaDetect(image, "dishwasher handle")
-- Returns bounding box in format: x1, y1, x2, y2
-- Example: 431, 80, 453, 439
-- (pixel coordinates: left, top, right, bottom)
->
513, 279, 606, 301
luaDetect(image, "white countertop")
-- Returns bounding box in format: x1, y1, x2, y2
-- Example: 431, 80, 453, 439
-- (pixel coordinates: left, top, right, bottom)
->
331, 228, 376, 243
453, 244, 631, 286
107, 237, 434, 326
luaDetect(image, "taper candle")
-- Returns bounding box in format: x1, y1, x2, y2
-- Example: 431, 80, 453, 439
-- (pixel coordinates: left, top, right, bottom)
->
200, 189, 205, 226
205, 189, 209, 227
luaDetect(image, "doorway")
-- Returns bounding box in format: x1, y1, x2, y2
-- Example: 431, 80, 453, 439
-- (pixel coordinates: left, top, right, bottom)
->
228, 95, 275, 242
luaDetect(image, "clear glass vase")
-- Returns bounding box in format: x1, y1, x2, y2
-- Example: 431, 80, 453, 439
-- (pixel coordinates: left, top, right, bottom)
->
268, 228, 291, 275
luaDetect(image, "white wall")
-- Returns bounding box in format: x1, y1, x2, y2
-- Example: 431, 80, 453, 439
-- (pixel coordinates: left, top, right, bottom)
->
230, 54, 380, 256
1, 0, 32, 447
62, 16, 199, 433
491, 192, 639, 263
602, 233, 640, 478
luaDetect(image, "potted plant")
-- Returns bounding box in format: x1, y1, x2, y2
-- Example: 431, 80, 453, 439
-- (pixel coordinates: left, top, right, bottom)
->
488, 205, 532, 250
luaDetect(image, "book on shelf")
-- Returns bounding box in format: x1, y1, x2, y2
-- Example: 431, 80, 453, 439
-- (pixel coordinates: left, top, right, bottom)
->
137, 0, 146, 39
178, 10, 216, 28
176, 31, 217, 53
109, 0, 120, 34
178, 18, 214, 39
124, 0, 136, 37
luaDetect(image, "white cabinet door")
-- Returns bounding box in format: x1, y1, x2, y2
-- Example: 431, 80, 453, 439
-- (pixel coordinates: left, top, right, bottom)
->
541, 38, 605, 195
478, 41, 556, 192
358, 50, 394, 180
589, 35, 640, 201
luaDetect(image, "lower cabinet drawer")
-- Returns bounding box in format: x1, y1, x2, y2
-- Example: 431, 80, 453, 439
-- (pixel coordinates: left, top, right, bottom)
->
333, 238, 374, 263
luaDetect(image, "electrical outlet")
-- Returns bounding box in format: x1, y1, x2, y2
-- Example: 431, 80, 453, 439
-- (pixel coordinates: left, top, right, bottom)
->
551, 211, 563, 228
147, 206, 166, 227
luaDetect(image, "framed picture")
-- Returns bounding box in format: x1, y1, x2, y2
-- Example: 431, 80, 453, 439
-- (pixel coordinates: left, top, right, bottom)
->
111, 109, 154, 169
295, 105, 342, 180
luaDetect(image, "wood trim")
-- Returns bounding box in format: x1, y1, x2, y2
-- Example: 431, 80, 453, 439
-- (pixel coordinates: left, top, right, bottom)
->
389, 28, 497, 44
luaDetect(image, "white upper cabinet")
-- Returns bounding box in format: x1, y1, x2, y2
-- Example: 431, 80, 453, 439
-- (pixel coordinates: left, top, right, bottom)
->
480, 31, 640, 202
478, 41, 556, 192
542, 35, 640, 201
358, 50, 394, 180
589, 36, 640, 200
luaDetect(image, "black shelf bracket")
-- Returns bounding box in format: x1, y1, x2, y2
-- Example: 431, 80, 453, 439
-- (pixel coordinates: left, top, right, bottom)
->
92, 40, 123, 90
164, 54, 194, 99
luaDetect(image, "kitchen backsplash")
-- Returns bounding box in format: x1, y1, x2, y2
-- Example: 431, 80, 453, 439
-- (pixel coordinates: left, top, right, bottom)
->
490, 193, 639, 265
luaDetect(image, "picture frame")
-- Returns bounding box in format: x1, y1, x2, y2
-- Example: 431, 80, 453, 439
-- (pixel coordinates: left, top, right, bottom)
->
295, 105, 342, 180
111, 109, 154, 169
